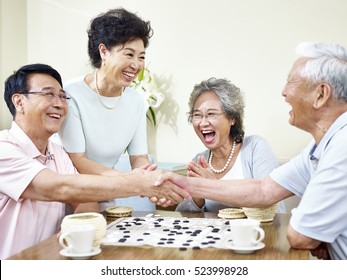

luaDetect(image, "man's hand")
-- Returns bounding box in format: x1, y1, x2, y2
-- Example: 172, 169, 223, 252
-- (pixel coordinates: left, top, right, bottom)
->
132, 163, 158, 173
150, 197, 175, 208
149, 171, 192, 207
310, 242, 331, 260
139, 170, 190, 205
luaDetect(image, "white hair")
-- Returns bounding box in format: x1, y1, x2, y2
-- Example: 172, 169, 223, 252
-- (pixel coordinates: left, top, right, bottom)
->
295, 42, 347, 102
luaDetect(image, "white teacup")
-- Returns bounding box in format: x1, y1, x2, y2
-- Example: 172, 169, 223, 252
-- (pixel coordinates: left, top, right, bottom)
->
229, 218, 265, 247
59, 224, 95, 254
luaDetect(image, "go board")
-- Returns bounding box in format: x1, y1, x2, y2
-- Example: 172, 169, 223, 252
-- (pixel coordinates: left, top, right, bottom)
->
102, 216, 233, 250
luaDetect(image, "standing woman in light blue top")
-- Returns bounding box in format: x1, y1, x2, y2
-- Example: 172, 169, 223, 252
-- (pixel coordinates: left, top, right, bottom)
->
59, 8, 155, 211
176, 78, 285, 213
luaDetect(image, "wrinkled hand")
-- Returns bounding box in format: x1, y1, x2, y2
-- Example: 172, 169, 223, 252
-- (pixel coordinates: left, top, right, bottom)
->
144, 170, 191, 205
142, 163, 158, 171
187, 156, 216, 179
150, 172, 192, 207
133, 163, 158, 173
186, 156, 210, 207
150, 196, 175, 208
133, 164, 158, 198
310, 242, 331, 260
149, 171, 192, 206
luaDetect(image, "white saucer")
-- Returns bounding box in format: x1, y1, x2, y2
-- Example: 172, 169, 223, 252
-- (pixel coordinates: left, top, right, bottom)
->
230, 242, 265, 254
60, 247, 102, 260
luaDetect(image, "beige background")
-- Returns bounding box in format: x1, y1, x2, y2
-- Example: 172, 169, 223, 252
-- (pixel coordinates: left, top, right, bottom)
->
1, 0, 347, 164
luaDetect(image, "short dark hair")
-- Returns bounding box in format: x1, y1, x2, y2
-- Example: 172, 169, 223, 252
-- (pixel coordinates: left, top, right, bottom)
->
4, 63, 62, 118
87, 8, 153, 68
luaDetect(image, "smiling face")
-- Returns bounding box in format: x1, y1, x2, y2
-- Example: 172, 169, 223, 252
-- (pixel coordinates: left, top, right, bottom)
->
192, 91, 234, 151
14, 73, 68, 140
103, 38, 146, 88
282, 59, 317, 132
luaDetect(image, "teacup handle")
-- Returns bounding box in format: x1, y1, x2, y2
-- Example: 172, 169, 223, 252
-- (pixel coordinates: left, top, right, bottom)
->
59, 232, 73, 250
252, 227, 265, 245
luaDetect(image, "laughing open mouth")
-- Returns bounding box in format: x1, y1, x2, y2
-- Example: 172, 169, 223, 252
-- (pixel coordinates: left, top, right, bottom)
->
48, 113, 61, 119
202, 130, 215, 143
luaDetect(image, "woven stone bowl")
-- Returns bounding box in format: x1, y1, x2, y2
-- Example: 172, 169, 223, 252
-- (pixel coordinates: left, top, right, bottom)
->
61, 212, 107, 248
242, 203, 279, 222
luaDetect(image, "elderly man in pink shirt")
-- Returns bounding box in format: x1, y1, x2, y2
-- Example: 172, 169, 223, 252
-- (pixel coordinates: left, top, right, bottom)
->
0, 64, 189, 259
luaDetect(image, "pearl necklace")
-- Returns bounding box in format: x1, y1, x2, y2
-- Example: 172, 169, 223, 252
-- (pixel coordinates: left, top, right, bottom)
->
94, 69, 123, 109
208, 141, 236, 174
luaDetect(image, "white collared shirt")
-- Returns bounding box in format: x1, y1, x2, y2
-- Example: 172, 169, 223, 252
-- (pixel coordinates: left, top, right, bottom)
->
270, 111, 347, 259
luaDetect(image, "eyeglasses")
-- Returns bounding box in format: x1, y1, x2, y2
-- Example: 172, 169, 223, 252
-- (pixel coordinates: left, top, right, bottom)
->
22, 90, 71, 102
187, 111, 225, 124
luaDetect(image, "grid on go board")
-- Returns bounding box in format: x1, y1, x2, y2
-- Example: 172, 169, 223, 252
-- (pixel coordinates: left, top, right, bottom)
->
102, 216, 233, 250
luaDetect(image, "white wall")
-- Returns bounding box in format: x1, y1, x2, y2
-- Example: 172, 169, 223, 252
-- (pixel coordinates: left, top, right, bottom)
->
2, 0, 347, 163
0, 0, 27, 128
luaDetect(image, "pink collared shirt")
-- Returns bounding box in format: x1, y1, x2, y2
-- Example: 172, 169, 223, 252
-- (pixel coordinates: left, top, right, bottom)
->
0, 122, 78, 259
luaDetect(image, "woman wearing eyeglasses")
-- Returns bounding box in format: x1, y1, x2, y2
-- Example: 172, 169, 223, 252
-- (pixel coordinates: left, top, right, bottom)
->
59, 8, 155, 211
176, 77, 286, 213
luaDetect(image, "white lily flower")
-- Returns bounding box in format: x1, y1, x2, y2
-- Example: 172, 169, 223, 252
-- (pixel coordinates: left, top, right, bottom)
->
148, 91, 165, 109
130, 67, 165, 126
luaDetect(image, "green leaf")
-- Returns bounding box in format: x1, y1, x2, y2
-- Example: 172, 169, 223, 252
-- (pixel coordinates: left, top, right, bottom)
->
147, 107, 156, 127
137, 67, 145, 81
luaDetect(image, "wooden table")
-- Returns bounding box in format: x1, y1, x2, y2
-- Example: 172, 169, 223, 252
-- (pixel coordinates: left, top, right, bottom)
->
7, 211, 309, 260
